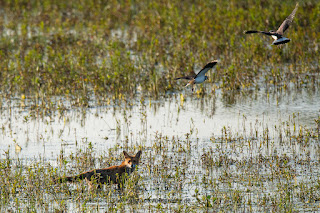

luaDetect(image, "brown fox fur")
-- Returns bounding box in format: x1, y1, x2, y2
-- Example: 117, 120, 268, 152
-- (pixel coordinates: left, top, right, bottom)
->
55, 150, 142, 188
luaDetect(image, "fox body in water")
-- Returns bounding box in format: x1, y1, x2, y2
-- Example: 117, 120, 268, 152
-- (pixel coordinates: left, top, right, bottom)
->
55, 151, 142, 188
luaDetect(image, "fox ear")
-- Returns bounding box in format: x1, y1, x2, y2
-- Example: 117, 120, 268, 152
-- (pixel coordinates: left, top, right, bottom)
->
135, 150, 142, 159
123, 151, 130, 158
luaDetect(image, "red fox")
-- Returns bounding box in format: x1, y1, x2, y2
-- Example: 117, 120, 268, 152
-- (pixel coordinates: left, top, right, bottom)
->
55, 150, 142, 189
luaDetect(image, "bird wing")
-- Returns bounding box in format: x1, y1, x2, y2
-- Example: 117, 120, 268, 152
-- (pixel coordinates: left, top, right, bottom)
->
245, 30, 274, 35
245, 30, 264, 34
245, 30, 282, 38
245, 30, 272, 36
175, 76, 194, 80
276, 3, 298, 35
195, 60, 218, 78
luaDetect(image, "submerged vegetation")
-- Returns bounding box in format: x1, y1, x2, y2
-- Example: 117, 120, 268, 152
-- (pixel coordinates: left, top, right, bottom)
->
1, 113, 319, 211
0, 0, 320, 212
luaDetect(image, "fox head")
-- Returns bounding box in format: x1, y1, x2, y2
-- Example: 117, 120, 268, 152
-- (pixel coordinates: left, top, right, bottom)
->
123, 150, 142, 173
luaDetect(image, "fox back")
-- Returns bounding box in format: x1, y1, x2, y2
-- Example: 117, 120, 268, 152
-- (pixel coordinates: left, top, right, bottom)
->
55, 150, 142, 188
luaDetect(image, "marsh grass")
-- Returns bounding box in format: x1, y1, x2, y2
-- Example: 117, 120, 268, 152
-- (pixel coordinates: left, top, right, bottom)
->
1, 0, 320, 212
1, 113, 319, 212
0, 0, 319, 106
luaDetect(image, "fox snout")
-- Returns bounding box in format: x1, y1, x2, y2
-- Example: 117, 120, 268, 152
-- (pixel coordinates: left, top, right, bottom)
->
126, 163, 138, 174
126, 163, 137, 169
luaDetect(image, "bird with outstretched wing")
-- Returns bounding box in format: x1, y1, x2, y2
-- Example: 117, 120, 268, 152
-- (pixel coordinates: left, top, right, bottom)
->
244, 3, 298, 45
175, 60, 218, 91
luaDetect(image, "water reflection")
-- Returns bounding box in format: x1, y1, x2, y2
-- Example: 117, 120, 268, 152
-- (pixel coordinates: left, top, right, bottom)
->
0, 85, 318, 161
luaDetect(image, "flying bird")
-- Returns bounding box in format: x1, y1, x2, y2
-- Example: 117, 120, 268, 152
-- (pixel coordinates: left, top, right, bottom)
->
244, 3, 298, 45
175, 60, 218, 91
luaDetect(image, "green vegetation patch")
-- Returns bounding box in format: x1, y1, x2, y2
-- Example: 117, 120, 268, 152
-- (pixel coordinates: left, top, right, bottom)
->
0, 0, 319, 107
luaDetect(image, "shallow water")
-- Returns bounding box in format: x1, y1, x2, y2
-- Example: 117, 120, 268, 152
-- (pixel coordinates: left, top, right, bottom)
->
1, 84, 320, 212
1, 84, 319, 161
